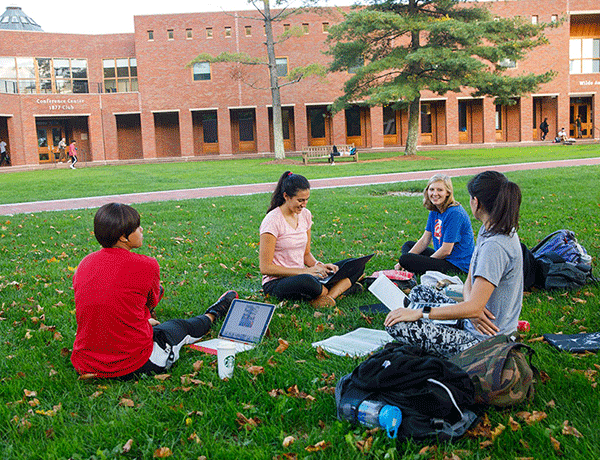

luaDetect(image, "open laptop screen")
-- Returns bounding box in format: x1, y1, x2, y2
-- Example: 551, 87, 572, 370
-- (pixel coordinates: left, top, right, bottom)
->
219, 299, 275, 344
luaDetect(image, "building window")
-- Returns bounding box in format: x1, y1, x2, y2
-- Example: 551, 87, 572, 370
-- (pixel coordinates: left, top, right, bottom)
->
193, 62, 211, 81
148, 30, 154, 41
383, 105, 396, 135
245, 26, 252, 37
495, 105, 502, 130
0, 57, 89, 94
283, 24, 290, 32
167, 29, 174, 40
551, 15, 558, 22
570, 38, 600, 74
499, 58, 517, 68
302, 23, 309, 34
225, 27, 232, 37
186, 28, 193, 39
531, 15, 538, 25
103, 58, 138, 93
276, 57, 288, 77
202, 111, 218, 144
322, 22, 330, 33
206, 27, 213, 38
421, 104, 432, 134
458, 101, 468, 132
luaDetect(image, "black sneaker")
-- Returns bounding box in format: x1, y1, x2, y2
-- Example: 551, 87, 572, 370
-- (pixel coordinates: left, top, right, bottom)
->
204, 290, 238, 320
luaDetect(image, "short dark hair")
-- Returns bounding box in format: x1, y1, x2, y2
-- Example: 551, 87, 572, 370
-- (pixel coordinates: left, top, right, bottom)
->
94, 203, 141, 248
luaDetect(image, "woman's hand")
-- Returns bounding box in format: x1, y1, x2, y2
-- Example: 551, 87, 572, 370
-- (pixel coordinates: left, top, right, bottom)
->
307, 262, 336, 279
148, 318, 160, 326
469, 308, 499, 336
384, 307, 422, 327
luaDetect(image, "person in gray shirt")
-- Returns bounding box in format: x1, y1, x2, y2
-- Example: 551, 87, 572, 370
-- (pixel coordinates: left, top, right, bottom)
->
384, 170, 523, 358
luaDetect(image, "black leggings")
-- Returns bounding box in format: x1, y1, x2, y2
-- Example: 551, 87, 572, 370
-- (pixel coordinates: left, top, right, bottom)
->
398, 241, 462, 275
118, 315, 212, 380
263, 258, 364, 301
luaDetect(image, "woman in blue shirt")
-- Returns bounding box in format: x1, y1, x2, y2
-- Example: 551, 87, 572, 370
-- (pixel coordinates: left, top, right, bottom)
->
396, 174, 474, 274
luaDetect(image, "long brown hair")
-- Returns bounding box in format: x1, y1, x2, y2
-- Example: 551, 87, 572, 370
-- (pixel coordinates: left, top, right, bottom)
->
467, 171, 521, 236
423, 174, 458, 213
267, 171, 311, 213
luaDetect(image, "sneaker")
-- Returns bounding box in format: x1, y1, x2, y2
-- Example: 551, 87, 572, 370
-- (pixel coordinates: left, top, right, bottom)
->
70, 164, 75, 169
204, 290, 238, 320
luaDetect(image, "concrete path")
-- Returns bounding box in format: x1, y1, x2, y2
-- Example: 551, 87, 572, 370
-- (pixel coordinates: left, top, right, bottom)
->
2, 157, 599, 216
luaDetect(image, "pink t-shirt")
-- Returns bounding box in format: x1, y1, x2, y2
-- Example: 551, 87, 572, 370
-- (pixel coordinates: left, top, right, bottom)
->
259, 207, 313, 284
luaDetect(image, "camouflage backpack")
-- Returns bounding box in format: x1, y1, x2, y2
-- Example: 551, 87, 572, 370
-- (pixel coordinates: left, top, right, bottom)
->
449, 334, 538, 407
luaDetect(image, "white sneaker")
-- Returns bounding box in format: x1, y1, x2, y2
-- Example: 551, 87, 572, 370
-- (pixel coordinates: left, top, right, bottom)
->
70, 164, 75, 169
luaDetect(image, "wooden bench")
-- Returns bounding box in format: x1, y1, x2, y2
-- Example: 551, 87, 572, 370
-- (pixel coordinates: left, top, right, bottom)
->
301, 144, 357, 165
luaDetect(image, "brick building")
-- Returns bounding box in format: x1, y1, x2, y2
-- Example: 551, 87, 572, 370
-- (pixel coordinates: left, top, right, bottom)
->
0, 1, 598, 168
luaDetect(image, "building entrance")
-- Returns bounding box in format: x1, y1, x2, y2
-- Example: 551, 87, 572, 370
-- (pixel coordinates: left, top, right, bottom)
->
37, 123, 65, 163
570, 98, 593, 139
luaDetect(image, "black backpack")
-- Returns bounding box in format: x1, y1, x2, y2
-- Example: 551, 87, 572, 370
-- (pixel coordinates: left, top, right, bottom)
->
535, 252, 595, 291
335, 344, 479, 442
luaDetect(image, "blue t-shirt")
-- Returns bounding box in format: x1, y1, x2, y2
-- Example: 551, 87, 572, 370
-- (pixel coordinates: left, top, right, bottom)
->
425, 205, 474, 272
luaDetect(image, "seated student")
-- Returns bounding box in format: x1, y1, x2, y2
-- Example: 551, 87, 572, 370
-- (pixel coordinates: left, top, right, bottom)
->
259, 171, 365, 307
385, 171, 523, 359
71, 203, 238, 380
396, 174, 474, 275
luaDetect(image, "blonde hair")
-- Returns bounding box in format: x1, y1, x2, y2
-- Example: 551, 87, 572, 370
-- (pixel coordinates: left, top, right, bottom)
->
423, 174, 458, 213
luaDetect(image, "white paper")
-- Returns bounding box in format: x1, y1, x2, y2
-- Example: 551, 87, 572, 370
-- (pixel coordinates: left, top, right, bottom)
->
368, 274, 406, 310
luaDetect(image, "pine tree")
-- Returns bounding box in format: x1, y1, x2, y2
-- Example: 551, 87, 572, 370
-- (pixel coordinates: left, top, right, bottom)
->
327, 0, 556, 155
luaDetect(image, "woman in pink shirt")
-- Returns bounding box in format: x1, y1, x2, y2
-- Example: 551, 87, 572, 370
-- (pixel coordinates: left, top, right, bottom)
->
259, 171, 364, 307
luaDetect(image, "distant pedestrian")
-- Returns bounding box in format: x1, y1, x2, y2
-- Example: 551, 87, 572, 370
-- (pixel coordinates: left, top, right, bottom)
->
575, 115, 582, 138
0, 139, 9, 166
68, 140, 78, 169
539, 118, 549, 140
57, 138, 67, 162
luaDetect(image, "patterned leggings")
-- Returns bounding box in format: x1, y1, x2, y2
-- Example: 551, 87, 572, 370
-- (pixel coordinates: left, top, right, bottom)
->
385, 285, 480, 359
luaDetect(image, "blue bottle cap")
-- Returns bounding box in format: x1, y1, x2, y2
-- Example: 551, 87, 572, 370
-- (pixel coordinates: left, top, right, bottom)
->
379, 405, 402, 439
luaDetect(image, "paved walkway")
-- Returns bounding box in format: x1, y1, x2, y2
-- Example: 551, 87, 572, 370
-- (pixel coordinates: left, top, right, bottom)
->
2, 157, 599, 216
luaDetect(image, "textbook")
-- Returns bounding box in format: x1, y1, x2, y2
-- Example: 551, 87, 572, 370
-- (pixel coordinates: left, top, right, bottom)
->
311, 327, 394, 357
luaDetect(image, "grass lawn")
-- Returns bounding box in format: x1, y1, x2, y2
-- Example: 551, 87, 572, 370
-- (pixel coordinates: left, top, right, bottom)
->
1, 165, 599, 459
1, 143, 599, 205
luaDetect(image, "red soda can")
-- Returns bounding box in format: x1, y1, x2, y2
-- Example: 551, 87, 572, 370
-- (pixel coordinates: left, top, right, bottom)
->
518, 320, 530, 332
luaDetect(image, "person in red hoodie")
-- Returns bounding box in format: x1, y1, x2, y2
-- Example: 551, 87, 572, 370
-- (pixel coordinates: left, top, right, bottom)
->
71, 202, 237, 380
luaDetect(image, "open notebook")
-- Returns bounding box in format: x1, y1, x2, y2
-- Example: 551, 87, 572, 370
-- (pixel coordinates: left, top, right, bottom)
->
368, 274, 457, 325
189, 299, 276, 355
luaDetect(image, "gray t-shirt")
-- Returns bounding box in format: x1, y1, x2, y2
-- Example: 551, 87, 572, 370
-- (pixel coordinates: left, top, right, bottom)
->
464, 226, 523, 341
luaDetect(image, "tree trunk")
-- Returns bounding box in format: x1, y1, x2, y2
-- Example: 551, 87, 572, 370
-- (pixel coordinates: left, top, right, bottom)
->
405, 96, 420, 156
263, 1, 286, 160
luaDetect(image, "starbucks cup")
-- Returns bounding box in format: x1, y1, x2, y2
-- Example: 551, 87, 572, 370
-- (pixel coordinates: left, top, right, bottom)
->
217, 340, 236, 379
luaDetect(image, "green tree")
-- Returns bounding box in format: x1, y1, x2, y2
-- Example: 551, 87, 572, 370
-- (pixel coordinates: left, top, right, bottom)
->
327, 0, 556, 155
191, 0, 323, 160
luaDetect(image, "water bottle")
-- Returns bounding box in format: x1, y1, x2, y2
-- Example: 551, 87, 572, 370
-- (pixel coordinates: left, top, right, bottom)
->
356, 400, 402, 438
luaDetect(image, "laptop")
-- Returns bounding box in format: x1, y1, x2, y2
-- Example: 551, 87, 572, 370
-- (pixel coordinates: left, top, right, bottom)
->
189, 299, 276, 355
319, 254, 374, 285
367, 274, 457, 325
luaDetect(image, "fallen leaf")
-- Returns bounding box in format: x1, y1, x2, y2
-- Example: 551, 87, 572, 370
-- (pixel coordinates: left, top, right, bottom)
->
508, 416, 521, 431
275, 338, 289, 353
188, 432, 201, 444
153, 447, 172, 457
549, 436, 561, 453
516, 411, 547, 425
491, 424, 505, 441
305, 440, 331, 452
356, 436, 373, 452
192, 360, 204, 371
562, 420, 583, 438
122, 439, 133, 453
154, 374, 171, 381
119, 398, 135, 407
236, 412, 260, 431
282, 435, 295, 447
246, 365, 265, 376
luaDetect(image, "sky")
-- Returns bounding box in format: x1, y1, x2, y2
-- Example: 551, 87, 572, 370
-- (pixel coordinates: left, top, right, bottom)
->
12, 0, 355, 35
